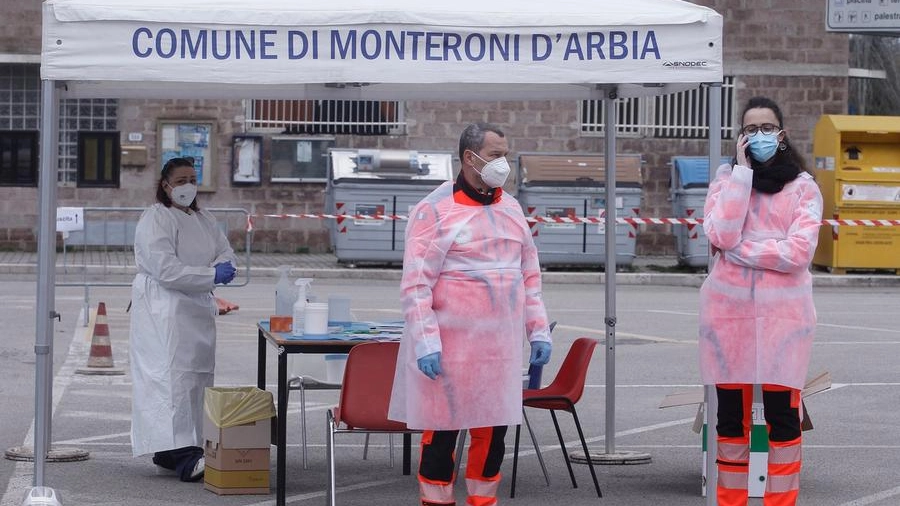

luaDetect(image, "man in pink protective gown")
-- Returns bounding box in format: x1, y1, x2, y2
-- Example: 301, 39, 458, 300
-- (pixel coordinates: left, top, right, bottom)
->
389, 122, 552, 506
699, 97, 823, 506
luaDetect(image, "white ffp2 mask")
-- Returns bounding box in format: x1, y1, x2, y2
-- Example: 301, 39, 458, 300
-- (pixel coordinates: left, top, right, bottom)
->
472, 152, 511, 188
170, 183, 197, 207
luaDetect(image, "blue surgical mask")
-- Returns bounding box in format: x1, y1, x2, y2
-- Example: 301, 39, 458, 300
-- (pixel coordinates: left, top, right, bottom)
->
748, 132, 779, 162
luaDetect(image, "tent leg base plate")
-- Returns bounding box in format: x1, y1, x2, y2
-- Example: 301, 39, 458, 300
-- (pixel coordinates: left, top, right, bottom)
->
569, 450, 651, 465
5, 446, 90, 463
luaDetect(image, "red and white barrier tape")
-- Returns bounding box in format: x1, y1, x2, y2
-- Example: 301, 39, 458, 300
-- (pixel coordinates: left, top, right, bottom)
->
254, 213, 899, 227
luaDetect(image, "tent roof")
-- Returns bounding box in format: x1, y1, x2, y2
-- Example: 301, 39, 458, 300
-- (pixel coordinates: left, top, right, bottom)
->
41, 0, 722, 100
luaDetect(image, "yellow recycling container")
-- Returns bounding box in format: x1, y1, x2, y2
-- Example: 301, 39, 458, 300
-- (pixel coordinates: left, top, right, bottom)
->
812, 115, 900, 274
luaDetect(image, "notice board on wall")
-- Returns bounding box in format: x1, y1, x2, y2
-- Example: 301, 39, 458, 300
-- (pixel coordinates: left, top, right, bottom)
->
158, 120, 216, 191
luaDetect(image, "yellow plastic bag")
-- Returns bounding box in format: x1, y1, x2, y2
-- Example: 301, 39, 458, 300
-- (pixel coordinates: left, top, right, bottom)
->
204, 386, 275, 429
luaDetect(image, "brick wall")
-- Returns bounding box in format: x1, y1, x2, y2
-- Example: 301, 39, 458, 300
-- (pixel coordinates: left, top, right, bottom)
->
0, 0, 42, 54
0, 0, 850, 256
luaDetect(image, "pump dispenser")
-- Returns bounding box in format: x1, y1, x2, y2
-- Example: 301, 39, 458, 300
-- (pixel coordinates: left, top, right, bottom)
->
292, 278, 313, 336
275, 265, 298, 316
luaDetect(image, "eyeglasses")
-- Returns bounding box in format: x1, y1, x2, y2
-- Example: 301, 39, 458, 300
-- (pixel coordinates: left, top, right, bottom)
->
741, 123, 781, 136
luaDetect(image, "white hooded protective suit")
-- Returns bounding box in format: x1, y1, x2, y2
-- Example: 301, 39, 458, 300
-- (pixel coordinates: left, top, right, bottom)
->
129, 203, 235, 456
388, 181, 551, 430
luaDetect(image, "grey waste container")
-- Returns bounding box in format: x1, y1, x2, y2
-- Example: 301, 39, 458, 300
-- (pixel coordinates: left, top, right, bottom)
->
326, 149, 453, 266
516, 153, 642, 268
670, 156, 730, 268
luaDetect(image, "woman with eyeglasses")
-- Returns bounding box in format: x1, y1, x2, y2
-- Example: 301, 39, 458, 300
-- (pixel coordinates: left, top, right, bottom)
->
699, 97, 823, 506
128, 157, 237, 482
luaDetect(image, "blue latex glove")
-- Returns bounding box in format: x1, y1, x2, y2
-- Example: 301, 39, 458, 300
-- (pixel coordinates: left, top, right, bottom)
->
214, 261, 236, 284
417, 352, 442, 380
529, 341, 552, 366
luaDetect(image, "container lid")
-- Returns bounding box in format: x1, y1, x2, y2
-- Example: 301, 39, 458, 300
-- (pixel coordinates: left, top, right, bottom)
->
672, 156, 731, 188
517, 153, 642, 187
329, 148, 454, 182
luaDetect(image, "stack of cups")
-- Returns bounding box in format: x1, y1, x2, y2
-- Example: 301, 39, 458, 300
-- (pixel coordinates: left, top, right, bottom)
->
303, 302, 330, 336
328, 296, 352, 326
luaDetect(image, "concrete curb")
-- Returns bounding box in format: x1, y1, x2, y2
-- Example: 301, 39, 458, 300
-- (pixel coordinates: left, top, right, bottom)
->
3, 263, 898, 287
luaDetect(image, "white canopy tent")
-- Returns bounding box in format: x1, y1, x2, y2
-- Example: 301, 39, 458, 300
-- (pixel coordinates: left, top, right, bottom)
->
36, 0, 723, 503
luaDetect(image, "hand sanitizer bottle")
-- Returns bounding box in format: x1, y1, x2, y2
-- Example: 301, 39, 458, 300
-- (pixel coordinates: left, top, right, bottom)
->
292, 278, 312, 336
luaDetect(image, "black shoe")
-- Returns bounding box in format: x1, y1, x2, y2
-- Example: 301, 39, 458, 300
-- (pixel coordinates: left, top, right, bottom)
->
178, 454, 205, 482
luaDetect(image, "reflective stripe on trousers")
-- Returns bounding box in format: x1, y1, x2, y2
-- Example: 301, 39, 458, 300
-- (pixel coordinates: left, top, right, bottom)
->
419, 426, 506, 506
715, 384, 802, 506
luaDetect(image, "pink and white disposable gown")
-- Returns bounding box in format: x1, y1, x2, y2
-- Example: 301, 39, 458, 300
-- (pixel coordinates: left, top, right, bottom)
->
699, 164, 823, 390
388, 181, 551, 430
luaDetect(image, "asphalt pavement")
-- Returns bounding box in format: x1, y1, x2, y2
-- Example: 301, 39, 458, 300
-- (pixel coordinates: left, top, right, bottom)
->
1, 252, 898, 506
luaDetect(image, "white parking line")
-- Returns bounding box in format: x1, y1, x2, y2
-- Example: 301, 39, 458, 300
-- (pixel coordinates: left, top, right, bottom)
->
556, 324, 689, 343
838, 484, 900, 506
0, 308, 91, 506
818, 322, 900, 334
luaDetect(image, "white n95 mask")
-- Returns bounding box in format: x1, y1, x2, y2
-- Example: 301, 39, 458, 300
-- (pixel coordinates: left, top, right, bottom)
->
170, 183, 198, 207
472, 153, 511, 189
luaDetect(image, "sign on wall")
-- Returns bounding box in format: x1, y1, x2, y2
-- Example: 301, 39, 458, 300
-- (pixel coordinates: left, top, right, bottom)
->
826, 0, 900, 35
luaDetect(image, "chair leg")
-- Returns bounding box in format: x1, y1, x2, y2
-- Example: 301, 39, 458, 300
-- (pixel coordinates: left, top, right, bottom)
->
389, 433, 394, 468
300, 382, 309, 470
510, 424, 521, 498
550, 410, 578, 489
571, 408, 602, 498
363, 433, 370, 460
326, 411, 336, 506
523, 409, 551, 486
454, 429, 467, 480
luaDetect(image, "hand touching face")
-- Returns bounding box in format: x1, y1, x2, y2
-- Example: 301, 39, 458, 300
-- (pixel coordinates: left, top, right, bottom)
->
736, 134, 750, 167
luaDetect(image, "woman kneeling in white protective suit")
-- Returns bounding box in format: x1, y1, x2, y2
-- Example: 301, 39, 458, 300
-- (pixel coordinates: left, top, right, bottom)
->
129, 157, 237, 482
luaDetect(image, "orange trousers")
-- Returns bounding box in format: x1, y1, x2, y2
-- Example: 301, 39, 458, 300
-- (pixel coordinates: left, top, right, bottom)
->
716, 384, 802, 506
418, 426, 506, 506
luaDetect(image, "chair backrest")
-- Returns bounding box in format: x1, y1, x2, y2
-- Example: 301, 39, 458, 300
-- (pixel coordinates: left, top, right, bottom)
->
540, 337, 599, 405
336, 341, 408, 431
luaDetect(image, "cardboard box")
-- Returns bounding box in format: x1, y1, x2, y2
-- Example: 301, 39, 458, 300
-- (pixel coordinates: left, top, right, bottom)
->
203, 413, 270, 450
204, 444, 269, 471
204, 483, 270, 496
659, 372, 831, 498
204, 467, 270, 495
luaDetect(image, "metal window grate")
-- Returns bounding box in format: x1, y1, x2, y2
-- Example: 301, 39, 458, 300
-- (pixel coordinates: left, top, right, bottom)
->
246, 99, 405, 135
580, 77, 736, 139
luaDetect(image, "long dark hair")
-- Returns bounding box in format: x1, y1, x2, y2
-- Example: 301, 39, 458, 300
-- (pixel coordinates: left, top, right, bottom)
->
157, 157, 199, 211
739, 96, 810, 175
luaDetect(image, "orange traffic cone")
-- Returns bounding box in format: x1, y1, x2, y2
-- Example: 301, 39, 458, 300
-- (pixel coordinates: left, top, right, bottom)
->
76, 302, 124, 376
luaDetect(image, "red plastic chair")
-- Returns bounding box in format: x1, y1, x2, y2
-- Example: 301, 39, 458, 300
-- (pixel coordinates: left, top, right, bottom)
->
325, 341, 420, 506
510, 337, 602, 498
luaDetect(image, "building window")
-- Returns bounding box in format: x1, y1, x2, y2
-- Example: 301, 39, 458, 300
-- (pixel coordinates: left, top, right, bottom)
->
0, 64, 40, 187
580, 76, 736, 139
60, 99, 118, 185
0, 131, 38, 187
246, 99, 405, 135
77, 131, 119, 188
